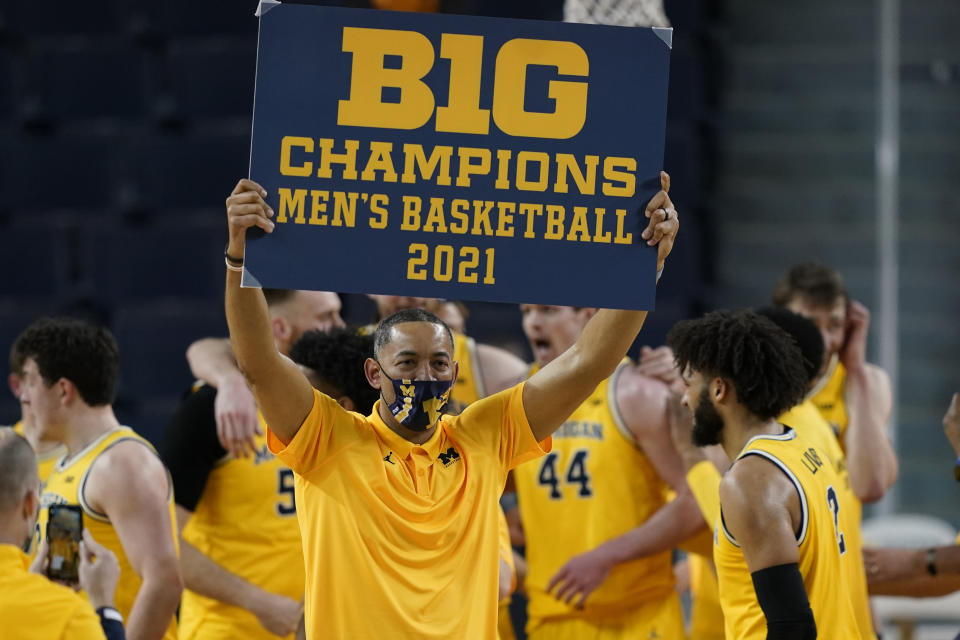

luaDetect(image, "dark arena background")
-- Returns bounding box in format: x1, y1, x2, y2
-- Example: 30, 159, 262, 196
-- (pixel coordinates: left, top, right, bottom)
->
0, 0, 958, 637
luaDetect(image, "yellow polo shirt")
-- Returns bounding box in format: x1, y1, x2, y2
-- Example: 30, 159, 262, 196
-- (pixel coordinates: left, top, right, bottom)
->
268, 383, 549, 640
0, 544, 105, 640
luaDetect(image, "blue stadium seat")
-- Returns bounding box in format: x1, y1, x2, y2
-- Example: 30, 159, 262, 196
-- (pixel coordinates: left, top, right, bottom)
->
0, 223, 70, 299
662, 121, 701, 210
655, 211, 701, 304
113, 303, 226, 398
128, 133, 250, 210
114, 397, 181, 449
164, 42, 256, 118
0, 133, 118, 210
80, 222, 225, 303
630, 300, 691, 352
24, 45, 149, 119
666, 37, 704, 122
665, 0, 709, 33
0, 54, 13, 118
6, 1, 125, 37
0, 307, 57, 424
0, 309, 46, 364
134, 0, 259, 38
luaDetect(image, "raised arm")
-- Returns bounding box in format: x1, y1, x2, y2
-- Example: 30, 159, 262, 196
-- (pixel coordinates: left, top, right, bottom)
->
224, 179, 314, 443
841, 302, 898, 502
523, 172, 679, 441
186, 338, 238, 386
597, 373, 706, 553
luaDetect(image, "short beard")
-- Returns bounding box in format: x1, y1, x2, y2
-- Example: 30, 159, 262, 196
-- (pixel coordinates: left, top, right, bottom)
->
692, 387, 725, 447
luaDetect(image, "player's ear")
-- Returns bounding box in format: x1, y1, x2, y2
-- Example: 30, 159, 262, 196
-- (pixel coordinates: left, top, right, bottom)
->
23, 485, 38, 522
364, 357, 383, 390
271, 316, 290, 344
57, 378, 76, 406
712, 377, 728, 403
8, 373, 20, 397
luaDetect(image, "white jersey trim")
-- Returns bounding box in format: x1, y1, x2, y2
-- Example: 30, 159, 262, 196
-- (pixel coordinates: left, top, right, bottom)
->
740, 449, 810, 547
464, 335, 486, 400
54, 427, 131, 473
607, 361, 638, 448
79, 435, 172, 523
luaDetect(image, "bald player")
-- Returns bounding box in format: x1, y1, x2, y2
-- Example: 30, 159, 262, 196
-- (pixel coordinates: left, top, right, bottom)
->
220, 174, 679, 638
185, 288, 346, 458
0, 430, 120, 640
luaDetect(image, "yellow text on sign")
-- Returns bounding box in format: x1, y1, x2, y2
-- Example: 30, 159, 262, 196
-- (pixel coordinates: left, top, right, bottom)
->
337, 28, 589, 139
407, 243, 495, 285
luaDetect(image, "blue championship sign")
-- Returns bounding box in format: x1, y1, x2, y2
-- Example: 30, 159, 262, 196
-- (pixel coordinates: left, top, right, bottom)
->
245, 2, 672, 310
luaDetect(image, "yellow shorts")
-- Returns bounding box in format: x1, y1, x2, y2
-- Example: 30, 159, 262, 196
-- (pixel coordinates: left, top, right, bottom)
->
527, 592, 684, 640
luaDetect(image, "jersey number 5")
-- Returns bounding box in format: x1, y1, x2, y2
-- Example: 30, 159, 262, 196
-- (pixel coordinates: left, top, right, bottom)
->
825, 485, 846, 555
277, 468, 296, 516
537, 450, 593, 499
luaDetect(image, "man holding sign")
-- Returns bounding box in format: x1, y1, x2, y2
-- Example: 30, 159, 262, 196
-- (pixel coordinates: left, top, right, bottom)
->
245, 3, 672, 311
222, 171, 678, 638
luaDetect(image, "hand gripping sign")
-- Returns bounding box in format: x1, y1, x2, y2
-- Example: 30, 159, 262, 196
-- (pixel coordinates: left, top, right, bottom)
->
244, 2, 672, 310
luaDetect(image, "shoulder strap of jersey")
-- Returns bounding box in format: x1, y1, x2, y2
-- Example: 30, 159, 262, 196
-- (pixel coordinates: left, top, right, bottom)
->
79, 434, 170, 523
607, 360, 639, 448
462, 334, 486, 399
724, 445, 809, 548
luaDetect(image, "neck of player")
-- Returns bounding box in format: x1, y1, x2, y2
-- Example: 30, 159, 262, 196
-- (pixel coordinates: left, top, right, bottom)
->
60, 406, 122, 460
721, 413, 786, 461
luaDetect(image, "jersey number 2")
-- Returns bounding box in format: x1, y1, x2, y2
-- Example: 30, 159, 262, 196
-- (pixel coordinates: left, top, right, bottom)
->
825, 485, 846, 555
277, 468, 296, 516
537, 450, 593, 499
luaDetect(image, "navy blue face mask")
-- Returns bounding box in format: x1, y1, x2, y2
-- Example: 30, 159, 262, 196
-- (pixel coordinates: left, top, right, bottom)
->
377, 363, 454, 431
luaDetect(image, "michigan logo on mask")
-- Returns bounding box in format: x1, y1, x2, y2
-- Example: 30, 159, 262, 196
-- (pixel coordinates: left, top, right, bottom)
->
382, 369, 454, 432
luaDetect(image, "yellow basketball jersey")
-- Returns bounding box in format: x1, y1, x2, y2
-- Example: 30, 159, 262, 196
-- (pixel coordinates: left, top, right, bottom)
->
514, 361, 674, 628
12, 421, 65, 489
714, 429, 860, 640
448, 332, 485, 414
179, 415, 304, 640
810, 358, 848, 446
38, 427, 178, 640
781, 401, 873, 639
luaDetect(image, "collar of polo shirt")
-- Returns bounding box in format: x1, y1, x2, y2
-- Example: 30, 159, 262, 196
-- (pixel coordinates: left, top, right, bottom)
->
369, 400, 447, 461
